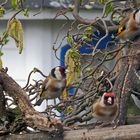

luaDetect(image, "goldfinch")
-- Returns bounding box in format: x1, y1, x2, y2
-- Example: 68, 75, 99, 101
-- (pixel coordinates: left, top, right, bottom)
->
35, 66, 67, 106
91, 92, 118, 123
117, 9, 140, 40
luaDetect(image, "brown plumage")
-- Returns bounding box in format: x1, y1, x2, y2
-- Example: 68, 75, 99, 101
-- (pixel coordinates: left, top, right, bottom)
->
117, 9, 140, 40
91, 92, 118, 122
35, 66, 67, 106
40, 75, 66, 99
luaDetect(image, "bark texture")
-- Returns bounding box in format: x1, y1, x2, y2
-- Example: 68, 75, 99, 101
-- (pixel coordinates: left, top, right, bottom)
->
64, 124, 140, 140
0, 71, 63, 133
0, 123, 140, 140
113, 46, 140, 125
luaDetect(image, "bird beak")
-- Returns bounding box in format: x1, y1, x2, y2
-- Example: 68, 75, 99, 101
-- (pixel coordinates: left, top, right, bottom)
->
107, 97, 112, 104
65, 69, 70, 73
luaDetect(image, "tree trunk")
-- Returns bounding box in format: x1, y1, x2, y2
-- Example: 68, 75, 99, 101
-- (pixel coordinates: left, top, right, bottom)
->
113, 46, 140, 125
0, 84, 6, 118
0, 70, 63, 133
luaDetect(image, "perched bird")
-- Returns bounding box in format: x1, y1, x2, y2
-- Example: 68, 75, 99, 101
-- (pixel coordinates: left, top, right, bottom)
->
117, 9, 140, 40
91, 92, 118, 123
35, 66, 67, 106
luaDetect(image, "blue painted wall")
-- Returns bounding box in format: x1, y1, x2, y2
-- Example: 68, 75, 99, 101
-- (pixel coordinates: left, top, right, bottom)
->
60, 32, 114, 95
60, 32, 114, 66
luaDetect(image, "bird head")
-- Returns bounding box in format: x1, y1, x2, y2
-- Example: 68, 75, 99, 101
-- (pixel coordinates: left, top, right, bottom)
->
102, 92, 115, 106
133, 9, 140, 24
51, 66, 68, 80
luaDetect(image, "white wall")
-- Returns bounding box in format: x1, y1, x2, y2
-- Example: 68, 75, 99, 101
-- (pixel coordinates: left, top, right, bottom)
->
1, 18, 76, 84
0, 19, 74, 111
0, 8, 104, 86
24, 20, 52, 81
0, 20, 60, 85
0, 8, 103, 111
0, 19, 64, 111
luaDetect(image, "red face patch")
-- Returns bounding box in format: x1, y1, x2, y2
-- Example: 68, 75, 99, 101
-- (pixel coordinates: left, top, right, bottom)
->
104, 92, 115, 97
58, 66, 66, 77
59, 66, 65, 70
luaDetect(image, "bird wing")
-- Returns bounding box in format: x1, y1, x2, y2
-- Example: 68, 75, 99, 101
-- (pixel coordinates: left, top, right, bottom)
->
34, 76, 49, 106
39, 77, 49, 98
117, 15, 130, 34
91, 98, 100, 114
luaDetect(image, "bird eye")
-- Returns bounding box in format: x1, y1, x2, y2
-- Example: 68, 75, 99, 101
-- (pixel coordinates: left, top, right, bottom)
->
104, 96, 108, 100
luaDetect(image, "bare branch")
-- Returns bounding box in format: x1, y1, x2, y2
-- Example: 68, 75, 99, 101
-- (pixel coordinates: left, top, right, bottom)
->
0, 70, 63, 133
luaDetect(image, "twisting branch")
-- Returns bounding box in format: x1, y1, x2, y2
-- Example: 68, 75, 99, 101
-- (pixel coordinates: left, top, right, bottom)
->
23, 67, 47, 90
72, 0, 105, 31
0, 70, 63, 133
0, 0, 8, 6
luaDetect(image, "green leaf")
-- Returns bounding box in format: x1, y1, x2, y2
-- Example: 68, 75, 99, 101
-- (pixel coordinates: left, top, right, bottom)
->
66, 35, 74, 46
84, 26, 93, 34
98, 0, 105, 4
82, 35, 88, 41
0, 50, 3, 57
11, 0, 19, 9
23, 8, 29, 17
69, 48, 80, 59
75, 63, 81, 73
66, 106, 73, 113
56, 106, 64, 113
0, 6, 5, 17
104, 2, 113, 16
2, 36, 9, 46
82, 26, 93, 41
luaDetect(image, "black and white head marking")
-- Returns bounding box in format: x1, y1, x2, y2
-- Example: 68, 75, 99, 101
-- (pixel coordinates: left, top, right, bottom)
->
133, 9, 140, 24
103, 96, 114, 106
51, 66, 66, 80
51, 68, 56, 78
100, 93, 115, 106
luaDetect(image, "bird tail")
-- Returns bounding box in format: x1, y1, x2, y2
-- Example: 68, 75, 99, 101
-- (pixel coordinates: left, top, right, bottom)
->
34, 98, 44, 106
